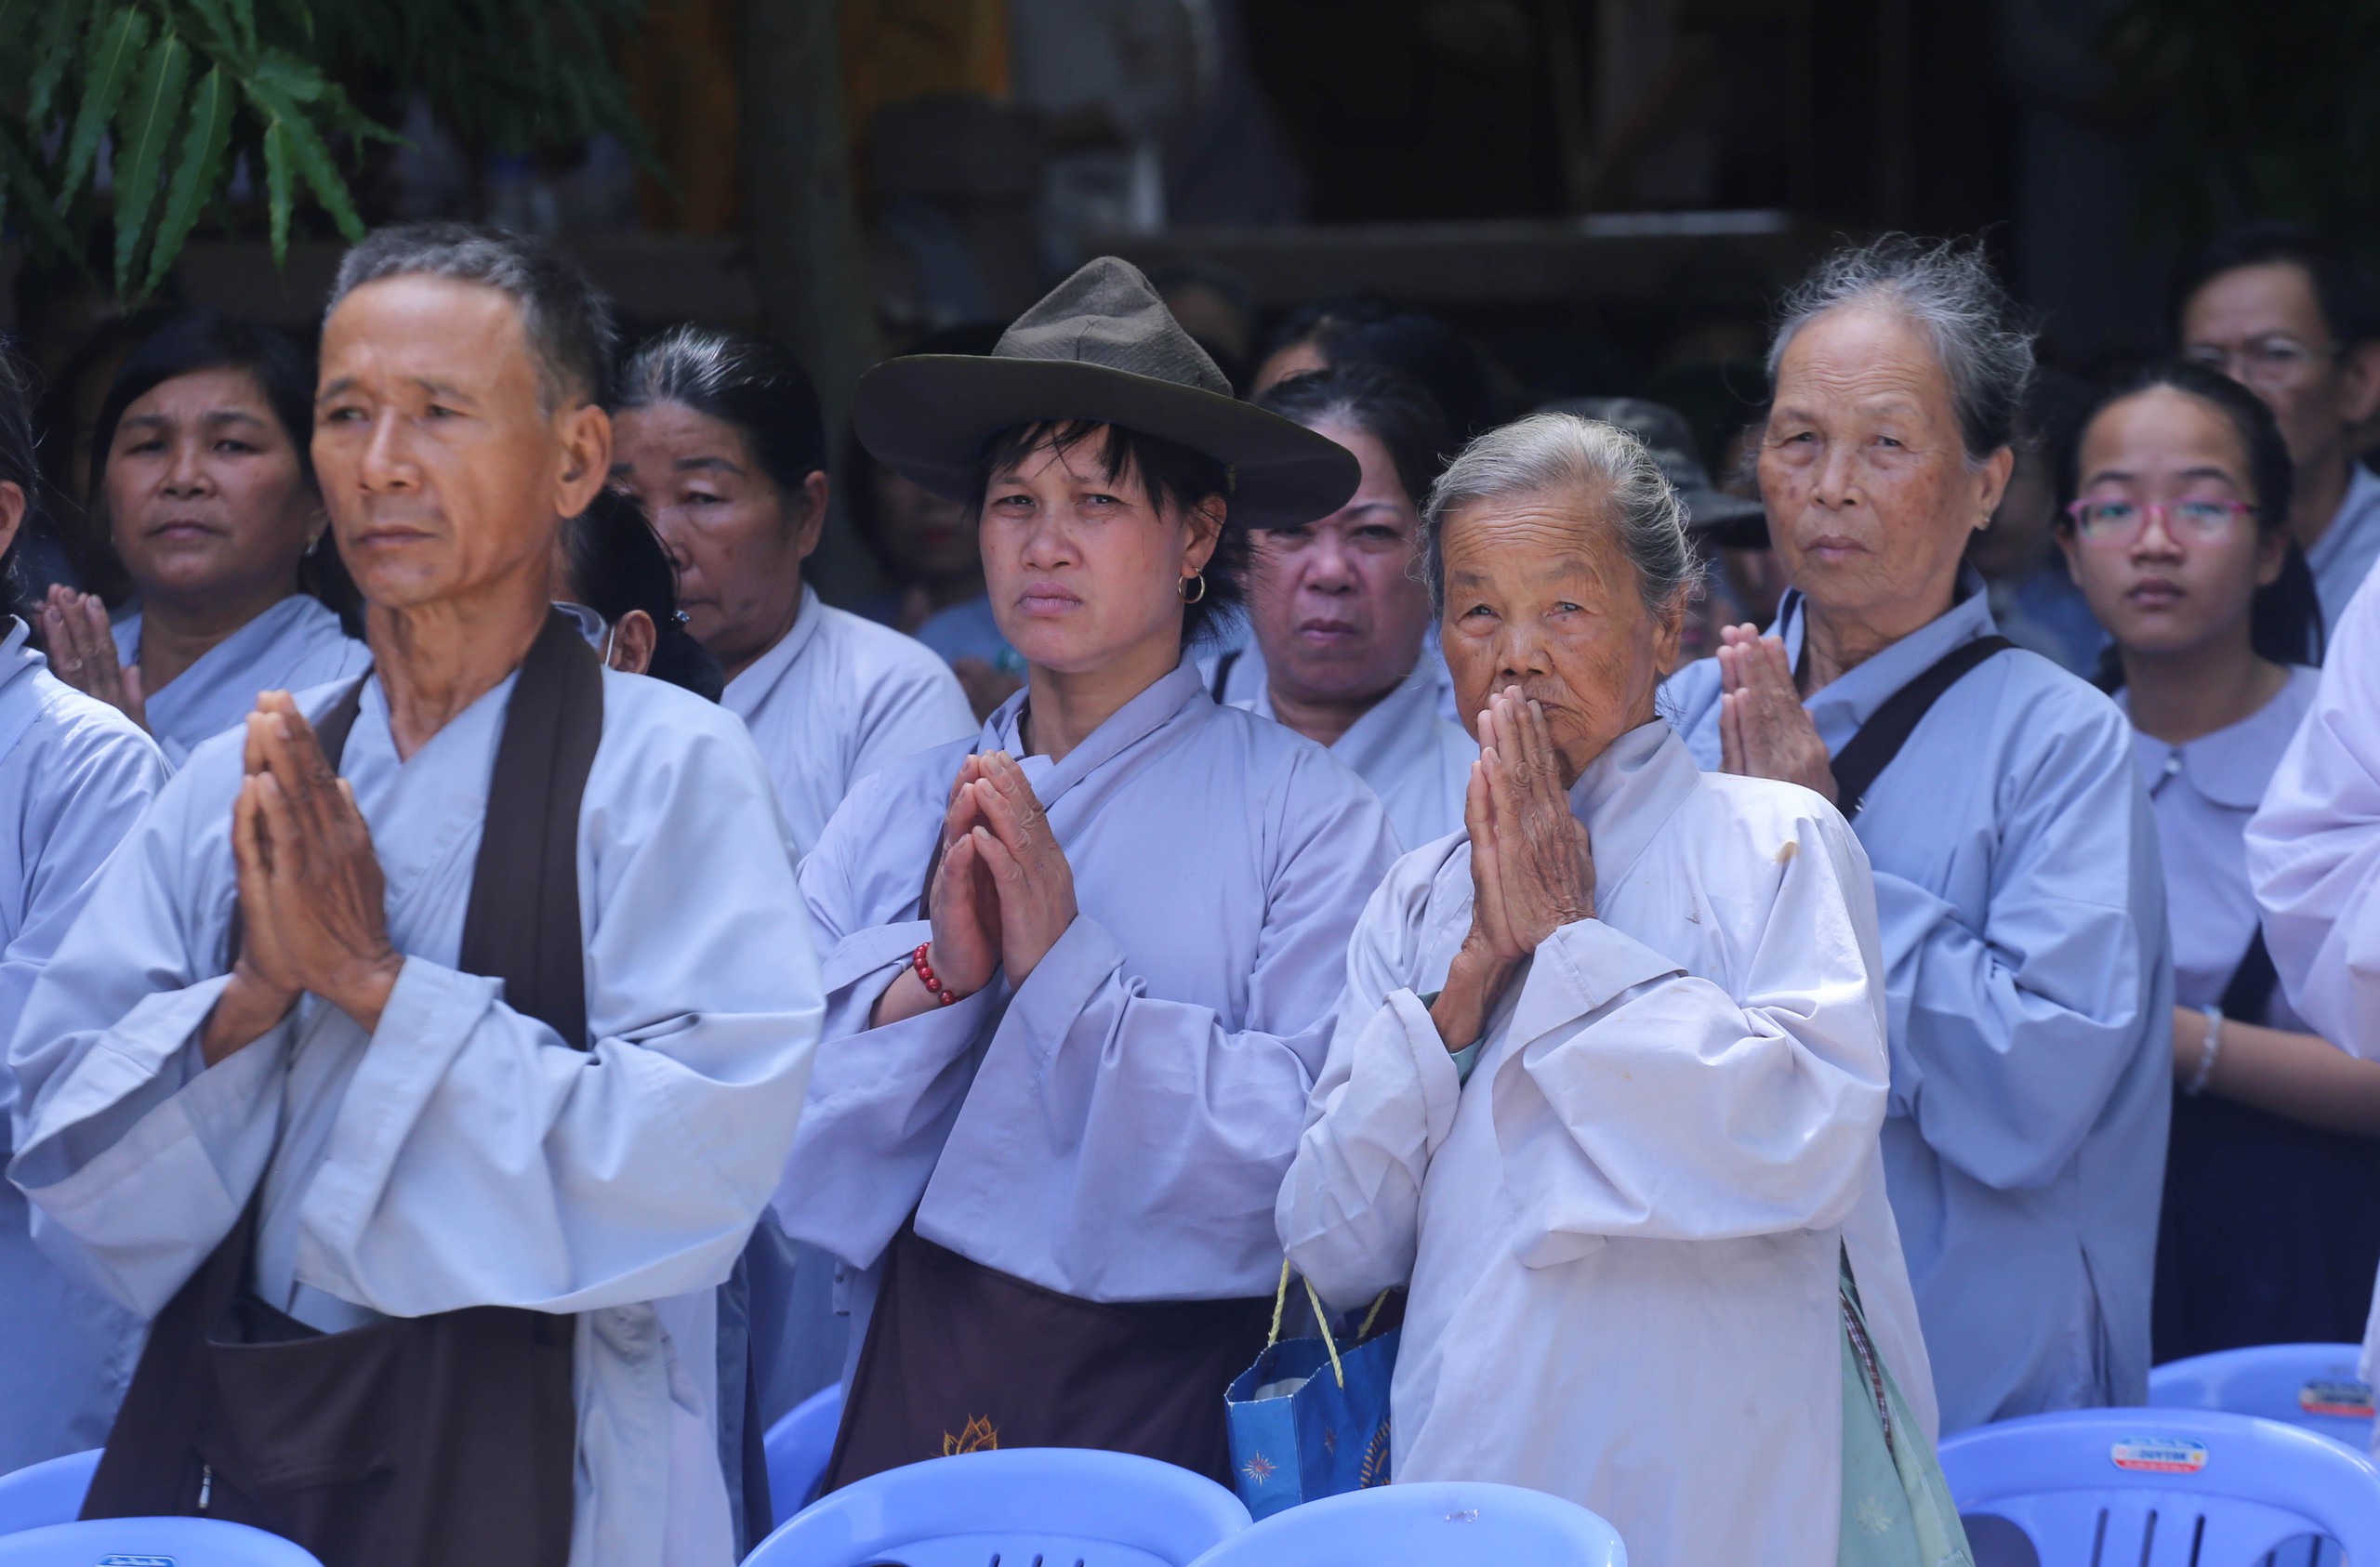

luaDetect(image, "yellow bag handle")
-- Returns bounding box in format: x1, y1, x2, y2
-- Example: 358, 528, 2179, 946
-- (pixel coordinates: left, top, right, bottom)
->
1269, 1259, 1395, 1391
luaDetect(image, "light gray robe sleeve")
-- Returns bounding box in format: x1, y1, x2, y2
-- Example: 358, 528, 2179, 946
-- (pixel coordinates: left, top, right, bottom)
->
1277, 852, 1462, 1309
13, 711, 824, 1321
1874, 707, 2168, 1190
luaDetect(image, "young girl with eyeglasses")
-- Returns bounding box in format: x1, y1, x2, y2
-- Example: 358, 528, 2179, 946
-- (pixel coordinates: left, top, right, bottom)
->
2060, 359, 2380, 1362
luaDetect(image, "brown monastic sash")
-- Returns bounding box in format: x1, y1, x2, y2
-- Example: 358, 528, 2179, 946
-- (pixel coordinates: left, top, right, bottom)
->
826, 1219, 1272, 1491
82, 610, 604, 1567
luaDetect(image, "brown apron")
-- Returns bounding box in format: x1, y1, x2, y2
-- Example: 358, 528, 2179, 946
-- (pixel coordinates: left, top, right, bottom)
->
82, 610, 604, 1567
824, 1218, 1272, 1492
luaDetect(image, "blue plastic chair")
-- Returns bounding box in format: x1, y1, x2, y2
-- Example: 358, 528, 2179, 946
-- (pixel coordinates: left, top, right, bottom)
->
1937, 1407, 2380, 1566
2154, 1345, 2376, 1454
1183, 1481, 1626, 1566
764, 1382, 844, 1524
0, 1452, 98, 1536
746, 1446, 1250, 1567
0, 1518, 324, 1565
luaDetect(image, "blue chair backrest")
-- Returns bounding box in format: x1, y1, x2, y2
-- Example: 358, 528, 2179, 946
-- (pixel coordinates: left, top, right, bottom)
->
2152, 1346, 2375, 1454
1182, 1481, 1626, 1566
0, 1518, 325, 1566
0, 1452, 99, 1536
1938, 1408, 2380, 1566
747, 1446, 1250, 1567
764, 1382, 843, 1525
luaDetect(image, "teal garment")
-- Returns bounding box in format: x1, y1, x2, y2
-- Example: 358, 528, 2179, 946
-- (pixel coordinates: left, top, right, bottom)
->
1840, 1256, 1975, 1567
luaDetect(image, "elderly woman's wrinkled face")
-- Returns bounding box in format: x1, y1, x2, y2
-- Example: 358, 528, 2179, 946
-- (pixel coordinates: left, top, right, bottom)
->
1760, 305, 2010, 629
1439, 487, 1681, 786
979, 425, 1222, 677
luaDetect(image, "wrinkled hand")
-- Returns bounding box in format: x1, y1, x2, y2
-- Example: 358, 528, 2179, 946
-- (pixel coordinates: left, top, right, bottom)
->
1433, 688, 1595, 1054
39, 586, 146, 731
1716, 624, 1837, 803
203, 692, 400, 1062
966, 752, 1077, 984
1474, 688, 1596, 955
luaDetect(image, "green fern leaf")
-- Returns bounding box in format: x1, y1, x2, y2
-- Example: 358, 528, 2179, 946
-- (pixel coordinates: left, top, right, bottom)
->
26, 0, 90, 126
0, 122, 82, 260
260, 115, 293, 263
113, 29, 193, 296
59, 4, 152, 203
252, 47, 326, 104
143, 64, 234, 297
245, 79, 364, 242
178, 0, 245, 58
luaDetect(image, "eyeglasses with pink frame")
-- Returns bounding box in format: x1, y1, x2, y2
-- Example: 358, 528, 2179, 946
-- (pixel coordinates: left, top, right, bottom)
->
2063, 495, 2259, 546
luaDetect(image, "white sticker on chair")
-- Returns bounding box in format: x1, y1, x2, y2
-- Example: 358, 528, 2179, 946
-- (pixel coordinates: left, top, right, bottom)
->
2109, 1437, 2210, 1474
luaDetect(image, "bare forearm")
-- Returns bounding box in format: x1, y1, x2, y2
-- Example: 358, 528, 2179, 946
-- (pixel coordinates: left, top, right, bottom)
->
1428, 947, 1516, 1054
201, 972, 298, 1065
870, 964, 945, 1028
2178, 1006, 2380, 1136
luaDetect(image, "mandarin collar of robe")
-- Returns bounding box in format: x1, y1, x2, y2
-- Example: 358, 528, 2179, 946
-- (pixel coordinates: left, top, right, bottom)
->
0, 617, 41, 707
722, 583, 826, 709
1564, 718, 1699, 904
1772, 566, 1998, 749
982, 657, 1207, 813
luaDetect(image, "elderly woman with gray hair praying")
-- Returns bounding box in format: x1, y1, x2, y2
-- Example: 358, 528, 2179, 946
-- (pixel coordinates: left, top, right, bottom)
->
1278, 412, 1964, 1567
1666, 237, 2172, 1438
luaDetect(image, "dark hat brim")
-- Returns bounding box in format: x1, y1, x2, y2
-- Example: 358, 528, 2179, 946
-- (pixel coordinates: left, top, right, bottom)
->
853, 355, 1360, 530
1682, 487, 1769, 548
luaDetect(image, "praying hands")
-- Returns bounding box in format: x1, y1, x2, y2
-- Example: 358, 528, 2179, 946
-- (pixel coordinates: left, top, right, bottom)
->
39, 586, 149, 731
1431, 687, 1596, 1054
1715, 623, 1837, 803
201, 691, 403, 1063
873, 750, 1078, 1026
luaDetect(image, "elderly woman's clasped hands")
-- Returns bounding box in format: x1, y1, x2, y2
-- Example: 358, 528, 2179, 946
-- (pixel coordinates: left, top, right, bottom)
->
875, 752, 1078, 1024
1430, 686, 1596, 1054
1715, 624, 1838, 804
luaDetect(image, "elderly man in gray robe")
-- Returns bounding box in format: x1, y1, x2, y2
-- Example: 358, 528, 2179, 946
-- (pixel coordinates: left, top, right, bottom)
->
7, 224, 821, 1567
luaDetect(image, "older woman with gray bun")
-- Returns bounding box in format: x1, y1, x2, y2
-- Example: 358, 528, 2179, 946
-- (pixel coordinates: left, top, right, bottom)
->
1280, 413, 1956, 1567
1665, 237, 2172, 1435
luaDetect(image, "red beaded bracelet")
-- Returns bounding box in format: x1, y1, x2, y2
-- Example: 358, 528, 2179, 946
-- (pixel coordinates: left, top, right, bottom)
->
911, 942, 964, 1006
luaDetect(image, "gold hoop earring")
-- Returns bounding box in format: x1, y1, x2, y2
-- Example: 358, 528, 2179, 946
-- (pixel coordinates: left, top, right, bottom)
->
1177, 572, 1208, 604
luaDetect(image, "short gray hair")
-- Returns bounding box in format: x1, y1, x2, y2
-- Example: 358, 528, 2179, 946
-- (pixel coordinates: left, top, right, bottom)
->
1421, 413, 1702, 617
328, 222, 616, 412
1768, 234, 2035, 462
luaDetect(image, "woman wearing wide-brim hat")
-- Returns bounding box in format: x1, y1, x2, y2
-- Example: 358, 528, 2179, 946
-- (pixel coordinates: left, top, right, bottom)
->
774, 257, 1398, 1489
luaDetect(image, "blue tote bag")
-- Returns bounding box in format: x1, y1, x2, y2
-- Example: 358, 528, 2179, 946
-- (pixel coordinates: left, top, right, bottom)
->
1223, 1266, 1398, 1520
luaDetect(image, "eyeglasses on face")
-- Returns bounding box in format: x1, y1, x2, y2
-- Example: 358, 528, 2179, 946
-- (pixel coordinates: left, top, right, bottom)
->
2064, 496, 2257, 546
2182, 336, 2340, 387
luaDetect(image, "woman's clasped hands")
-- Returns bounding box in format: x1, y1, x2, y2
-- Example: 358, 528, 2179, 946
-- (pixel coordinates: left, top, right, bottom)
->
874, 751, 1078, 1027
1430, 687, 1596, 1055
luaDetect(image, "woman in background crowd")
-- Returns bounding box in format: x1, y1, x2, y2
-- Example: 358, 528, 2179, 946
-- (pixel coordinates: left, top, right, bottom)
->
1212, 362, 1471, 849
779, 258, 1394, 1488
0, 349, 168, 1472
2058, 361, 2380, 1358
554, 486, 724, 699
1250, 295, 1497, 441
611, 323, 973, 853
845, 325, 1031, 721
1665, 237, 2171, 1433
1281, 413, 1945, 1567
40, 310, 367, 766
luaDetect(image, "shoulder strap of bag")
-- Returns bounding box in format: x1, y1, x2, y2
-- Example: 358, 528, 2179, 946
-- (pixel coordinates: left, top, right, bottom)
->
455, 608, 605, 1048
1829, 636, 2016, 821
1209, 648, 1242, 704
2219, 926, 2281, 1025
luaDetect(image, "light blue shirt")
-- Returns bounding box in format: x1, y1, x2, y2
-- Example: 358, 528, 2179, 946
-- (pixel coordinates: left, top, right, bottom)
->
1663, 574, 2172, 1432
0, 619, 167, 1469
2312, 463, 2380, 638
112, 594, 369, 768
